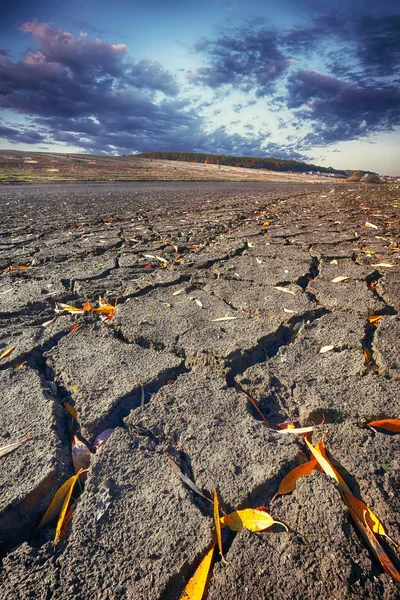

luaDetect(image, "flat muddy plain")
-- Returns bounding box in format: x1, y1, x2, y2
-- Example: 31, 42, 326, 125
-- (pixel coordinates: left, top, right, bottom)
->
0, 181, 399, 599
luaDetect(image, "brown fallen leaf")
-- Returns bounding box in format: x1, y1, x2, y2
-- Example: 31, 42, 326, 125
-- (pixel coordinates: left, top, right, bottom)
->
0, 345, 16, 360
367, 419, 400, 433
0, 432, 32, 459
72, 435, 91, 474
180, 541, 215, 600
213, 488, 228, 564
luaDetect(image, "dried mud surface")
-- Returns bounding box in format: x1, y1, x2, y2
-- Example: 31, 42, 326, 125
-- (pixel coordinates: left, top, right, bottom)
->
0, 181, 399, 599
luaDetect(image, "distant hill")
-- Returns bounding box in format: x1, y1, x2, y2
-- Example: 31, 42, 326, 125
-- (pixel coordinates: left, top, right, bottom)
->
136, 151, 347, 176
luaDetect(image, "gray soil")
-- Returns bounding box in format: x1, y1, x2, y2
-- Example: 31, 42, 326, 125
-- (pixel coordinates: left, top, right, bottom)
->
0, 181, 399, 599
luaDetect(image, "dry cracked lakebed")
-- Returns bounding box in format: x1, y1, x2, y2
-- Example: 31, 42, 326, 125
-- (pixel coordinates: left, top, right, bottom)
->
0, 181, 399, 599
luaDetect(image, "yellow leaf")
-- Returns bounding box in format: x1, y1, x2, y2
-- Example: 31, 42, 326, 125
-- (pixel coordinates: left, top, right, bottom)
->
262, 221, 271, 227
0, 345, 16, 360
304, 437, 351, 494
367, 315, 383, 325
0, 432, 32, 459
180, 541, 215, 600
38, 469, 86, 530
367, 419, 400, 433
55, 302, 85, 314
213, 488, 228, 564
220, 508, 287, 532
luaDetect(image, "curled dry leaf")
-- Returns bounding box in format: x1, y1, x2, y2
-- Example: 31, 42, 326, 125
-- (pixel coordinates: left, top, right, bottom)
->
331, 276, 349, 283
180, 541, 215, 600
0, 432, 32, 459
273, 458, 318, 500
211, 316, 238, 322
320, 345, 334, 353
220, 509, 287, 533
367, 419, 400, 433
275, 286, 295, 295
371, 263, 394, 268
92, 429, 115, 452
0, 345, 16, 360
72, 435, 91, 474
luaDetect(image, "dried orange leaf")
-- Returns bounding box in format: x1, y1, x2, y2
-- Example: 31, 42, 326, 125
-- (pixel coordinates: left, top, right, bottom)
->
63, 402, 77, 420
304, 437, 351, 494
331, 275, 349, 283
367, 419, 400, 433
213, 488, 227, 564
367, 315, 383, 325
14, 361, 27, 369
262, 221, 271, 227
180, 541, 215, 600
0, 345, 16, 360
220, 508, 287, 532
0, 432, 32, 459
72, 435, 91, 473
341, 491, 386, 536
363, 347, 373, 365
274, 458, 318, 498
347, 504, 400, 585
165, 453, 212, 503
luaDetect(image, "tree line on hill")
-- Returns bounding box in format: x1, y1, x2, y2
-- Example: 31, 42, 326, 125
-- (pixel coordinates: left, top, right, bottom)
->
135, 152, 347, 176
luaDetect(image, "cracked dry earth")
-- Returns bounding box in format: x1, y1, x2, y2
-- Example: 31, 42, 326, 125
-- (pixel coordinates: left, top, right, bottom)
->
0, 181, 399, 600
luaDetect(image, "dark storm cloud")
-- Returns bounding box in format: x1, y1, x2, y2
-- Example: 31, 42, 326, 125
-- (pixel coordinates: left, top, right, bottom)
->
0, 122, 47, 144
189, 27, 291, 96
287, 70, 400, 146
0, 21, 270, 156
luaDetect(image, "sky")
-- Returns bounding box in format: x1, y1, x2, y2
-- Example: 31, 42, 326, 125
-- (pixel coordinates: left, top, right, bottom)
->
0, 0, 399, 174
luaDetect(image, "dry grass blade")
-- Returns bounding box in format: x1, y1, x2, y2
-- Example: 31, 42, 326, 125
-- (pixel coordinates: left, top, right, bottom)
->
165, 453, 212, 503
367, 419, 400, 433
331, 275, 349, 283
0, 432, 32, 459
275, 286, 295, 295
243, 392, 271, 428
180, 541, 216, 600
0, 345, 16, 360
213, 487, 228, 564
220, 508, 288, 532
